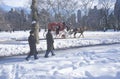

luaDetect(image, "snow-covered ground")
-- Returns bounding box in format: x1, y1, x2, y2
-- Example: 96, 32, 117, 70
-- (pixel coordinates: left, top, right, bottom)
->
0, 30, 120, 57
0, 30, 120, 79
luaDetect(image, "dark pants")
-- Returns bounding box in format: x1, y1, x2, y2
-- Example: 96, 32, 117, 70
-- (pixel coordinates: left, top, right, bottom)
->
26, 49, 38, 60
26, 53, 38, 59
45, 50, 54, 57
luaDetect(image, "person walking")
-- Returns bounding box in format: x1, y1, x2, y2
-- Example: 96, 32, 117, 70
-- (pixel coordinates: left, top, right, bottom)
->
26, 31, 38, 60
44, 29, 55, 58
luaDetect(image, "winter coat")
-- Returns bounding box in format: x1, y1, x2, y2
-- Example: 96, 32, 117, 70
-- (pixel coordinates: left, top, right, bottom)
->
46, 31, 54, 51
28, 34, 37, 55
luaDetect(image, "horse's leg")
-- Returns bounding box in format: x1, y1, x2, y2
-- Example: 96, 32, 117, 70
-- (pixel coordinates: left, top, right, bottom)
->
78, 32, 83, 38
74, 32, 77, 38
79, 33, 82, 38
82, 33, 84, 38
71, 32, 74, 38
81, 32, 84, 38
70, 31, 73, 38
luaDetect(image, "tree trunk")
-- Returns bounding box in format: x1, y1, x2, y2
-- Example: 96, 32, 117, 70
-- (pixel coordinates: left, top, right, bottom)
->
31, 0, 39, 44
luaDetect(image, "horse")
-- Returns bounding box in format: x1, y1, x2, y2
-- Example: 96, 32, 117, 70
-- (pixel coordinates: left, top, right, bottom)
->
68, 27, 85, 38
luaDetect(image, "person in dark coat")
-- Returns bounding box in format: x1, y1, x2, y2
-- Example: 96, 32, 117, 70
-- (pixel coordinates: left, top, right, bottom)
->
26, 31, 38, 60
44, 29, 55, 58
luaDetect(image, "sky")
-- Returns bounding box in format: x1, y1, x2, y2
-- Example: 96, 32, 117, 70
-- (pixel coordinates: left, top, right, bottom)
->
1, 0, 30, 8
1, 0, 116, 8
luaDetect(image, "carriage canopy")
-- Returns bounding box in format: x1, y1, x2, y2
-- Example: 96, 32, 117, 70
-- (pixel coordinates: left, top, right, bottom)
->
48, 22, 65, 31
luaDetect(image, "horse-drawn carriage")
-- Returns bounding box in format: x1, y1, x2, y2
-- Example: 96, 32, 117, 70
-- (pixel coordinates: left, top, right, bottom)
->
43, 22, 85, 38
43, 22, 66, 38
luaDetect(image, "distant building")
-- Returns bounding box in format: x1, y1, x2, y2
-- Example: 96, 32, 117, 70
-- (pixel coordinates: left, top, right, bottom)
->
87, 6, 102, 30
114, 0, 120, 30
0, 10, 10, 31
77, 10, 81, 23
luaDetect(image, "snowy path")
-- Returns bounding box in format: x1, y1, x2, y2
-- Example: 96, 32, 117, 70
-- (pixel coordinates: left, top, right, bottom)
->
0, 43, 120, 64
0, 44, 120, 79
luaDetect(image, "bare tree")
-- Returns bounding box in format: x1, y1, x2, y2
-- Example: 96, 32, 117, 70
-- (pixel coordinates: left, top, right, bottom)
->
46, 0, 65, 22
79, 0, 95, 16
98, 0, 115, 30
62, 0, 79, 22
31, 0, 39, 44
39, 9, 50, 31
78, 0, 95, 27
38, 0, 79, 22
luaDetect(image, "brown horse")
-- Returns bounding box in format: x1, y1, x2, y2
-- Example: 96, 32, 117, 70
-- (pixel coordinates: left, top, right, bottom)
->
72, 27, 85, 38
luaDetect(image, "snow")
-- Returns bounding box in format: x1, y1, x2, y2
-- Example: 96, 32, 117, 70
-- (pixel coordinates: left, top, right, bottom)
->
0, 30, 120, 79
0, 30, 120, 57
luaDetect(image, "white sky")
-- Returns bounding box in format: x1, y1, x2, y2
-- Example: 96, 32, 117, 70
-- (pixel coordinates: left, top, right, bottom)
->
1, 0, 116, 10
2, 0, 30, 7
2, 0, 116, 8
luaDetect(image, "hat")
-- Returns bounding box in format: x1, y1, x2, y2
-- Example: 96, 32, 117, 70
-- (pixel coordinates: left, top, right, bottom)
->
32, 21, 36, 24
30, 31, 34, 34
